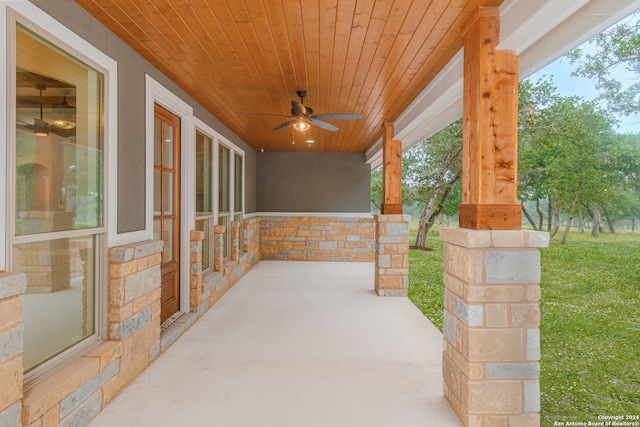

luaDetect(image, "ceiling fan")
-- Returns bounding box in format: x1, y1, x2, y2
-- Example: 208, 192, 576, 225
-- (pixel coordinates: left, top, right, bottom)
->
17, 84, 76, 137
243, 90, 362, 132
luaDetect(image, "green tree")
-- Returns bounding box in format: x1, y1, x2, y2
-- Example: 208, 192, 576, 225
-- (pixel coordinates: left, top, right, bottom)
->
518, 79, 561, 230
370, 167, 382, 213
520, 83, 621, 243
404, 120, 462, 248
567, 11, 640, 116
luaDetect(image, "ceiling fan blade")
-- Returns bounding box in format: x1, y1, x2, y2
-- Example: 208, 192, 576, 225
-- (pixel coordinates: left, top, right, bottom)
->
241, 112, 293, 118
272, 120, 296, 131
310, 113, 362, 120
16, 97, 41, 107
291, 100, 307, 116
310, 119, 339, 132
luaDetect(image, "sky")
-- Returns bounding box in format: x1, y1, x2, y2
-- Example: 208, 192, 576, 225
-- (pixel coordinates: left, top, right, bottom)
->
529, 15, 638, 135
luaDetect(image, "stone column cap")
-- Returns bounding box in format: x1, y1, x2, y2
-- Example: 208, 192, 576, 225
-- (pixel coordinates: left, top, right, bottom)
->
439, 228, 549, 249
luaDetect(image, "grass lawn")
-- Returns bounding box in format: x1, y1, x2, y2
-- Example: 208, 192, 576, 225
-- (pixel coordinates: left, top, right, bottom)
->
407, 224, 640, 423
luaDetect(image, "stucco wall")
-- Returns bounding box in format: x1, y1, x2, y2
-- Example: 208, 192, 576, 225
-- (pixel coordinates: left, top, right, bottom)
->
29, 0, 257, 228
256, 152, 371, 213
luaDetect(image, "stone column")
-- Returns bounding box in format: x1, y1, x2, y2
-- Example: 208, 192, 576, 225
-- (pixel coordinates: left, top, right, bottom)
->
0, 272, 26, 427
243, 217, 261, 267
190, 230, 204, 312
213, 225, 225, 272
107, 240, 162, 369
374, 214, 410, 296
231, 221, 240, 261
440, 228, 548, 427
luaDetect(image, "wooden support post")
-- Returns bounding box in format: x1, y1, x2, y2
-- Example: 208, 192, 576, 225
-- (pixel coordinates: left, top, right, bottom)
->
459, 7, 521, 230
382, 122, 402, 214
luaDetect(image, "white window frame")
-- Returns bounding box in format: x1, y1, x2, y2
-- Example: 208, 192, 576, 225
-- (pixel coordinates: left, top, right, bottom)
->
217, 140, 245, 260
217, 142, 232, 260
194, 128, 215, 272
193, 118, 245, 264
233, 151, 245, 253
145, 75, 194, 317
1, 1, 117, 387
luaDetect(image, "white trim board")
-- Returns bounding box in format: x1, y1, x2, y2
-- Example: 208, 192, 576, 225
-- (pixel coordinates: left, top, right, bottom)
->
244, 212, 374, 219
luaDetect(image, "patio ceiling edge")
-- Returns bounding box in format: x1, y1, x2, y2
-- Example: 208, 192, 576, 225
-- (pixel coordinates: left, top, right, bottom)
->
365, 0, 640, 170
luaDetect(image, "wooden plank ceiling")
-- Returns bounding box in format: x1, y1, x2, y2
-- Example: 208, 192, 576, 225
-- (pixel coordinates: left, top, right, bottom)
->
74, 0, 503, 153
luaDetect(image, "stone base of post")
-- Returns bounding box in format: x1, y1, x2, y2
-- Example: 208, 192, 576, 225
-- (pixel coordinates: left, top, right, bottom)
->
374, 214, 410, 296
0, 272, 26, 427
440, 228, 549, 427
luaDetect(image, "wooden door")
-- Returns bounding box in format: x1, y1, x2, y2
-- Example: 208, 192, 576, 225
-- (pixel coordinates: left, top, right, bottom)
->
154, 104, 181, 323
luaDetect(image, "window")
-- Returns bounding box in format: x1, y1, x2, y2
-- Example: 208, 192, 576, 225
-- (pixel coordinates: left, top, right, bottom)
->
234, 153, 244, 252
218, 144, 231, 259
194, 129, 244, 267
195, 131, 214, 271
13, 24, 106, 384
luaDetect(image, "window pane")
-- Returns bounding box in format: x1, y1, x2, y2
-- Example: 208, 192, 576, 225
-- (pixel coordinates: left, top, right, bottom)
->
196, 219, 210, 271
18, 236, 95, 371
153, 220, 162, 241
15, 25, 106, 375
218, 146, 230, 213
154, 170, 162, 215
234, 154, 243, 212
154, 118, 162, 166
196, 132, 213, 215
163, 124, 174, 169
16, 26, 104, 235
163, 172, 173, 215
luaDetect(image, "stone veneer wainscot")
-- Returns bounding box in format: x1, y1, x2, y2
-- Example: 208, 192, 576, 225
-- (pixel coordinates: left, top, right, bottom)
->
259, 215, 375, 262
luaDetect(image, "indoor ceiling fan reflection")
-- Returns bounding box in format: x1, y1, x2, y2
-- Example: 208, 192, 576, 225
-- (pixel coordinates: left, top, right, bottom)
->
16, 84, 76, 137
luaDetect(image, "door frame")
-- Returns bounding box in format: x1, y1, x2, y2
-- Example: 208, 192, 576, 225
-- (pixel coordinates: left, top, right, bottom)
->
145, 75, 194, 318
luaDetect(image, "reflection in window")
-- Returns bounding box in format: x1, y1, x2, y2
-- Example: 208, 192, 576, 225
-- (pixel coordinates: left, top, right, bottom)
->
196, 132, 214, 271
218, 145, 231, 258
14, 24, 105, 375
234, 153, 244, 252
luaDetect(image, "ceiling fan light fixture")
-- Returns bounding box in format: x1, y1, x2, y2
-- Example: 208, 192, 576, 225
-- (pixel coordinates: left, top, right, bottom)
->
53, 119, 76, 130
293, 121, 310, 132
34, 120, 49, 137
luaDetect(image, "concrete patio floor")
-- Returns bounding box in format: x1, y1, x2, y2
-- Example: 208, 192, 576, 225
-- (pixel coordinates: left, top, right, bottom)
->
89, 261, 463, 427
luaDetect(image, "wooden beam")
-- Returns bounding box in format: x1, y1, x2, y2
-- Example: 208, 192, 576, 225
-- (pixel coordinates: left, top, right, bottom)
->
382, 122, 403, 214
459, 7, 521, 230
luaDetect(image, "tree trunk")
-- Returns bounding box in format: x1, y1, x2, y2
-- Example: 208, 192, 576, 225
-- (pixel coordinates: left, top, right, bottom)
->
536, 199, 544, 231
590, 202, 601, 238
415, 207, 431, 248
578, 210, 585, 234
602, 205, 615, 233
414, 174, 460, 248
415, 185, 442, 248
561, 189, 580, 244
522, 205, 538, 230
547, 196, 553, 232
550, 202, 561, 238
